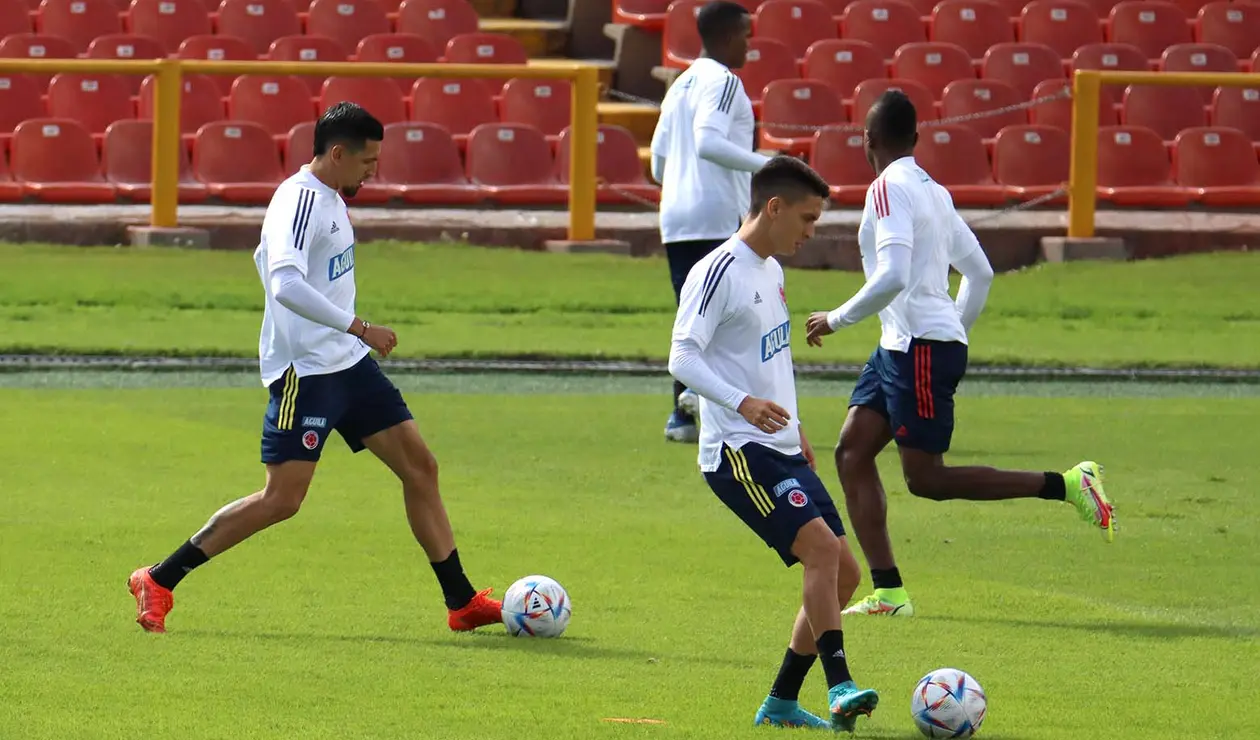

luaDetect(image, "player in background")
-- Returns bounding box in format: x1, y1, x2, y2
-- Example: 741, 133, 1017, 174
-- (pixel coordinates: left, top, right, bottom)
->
669, 156, 880, 732
651, 0, 771, 444
127, 102, 503, 634
804, 90, 1117, 618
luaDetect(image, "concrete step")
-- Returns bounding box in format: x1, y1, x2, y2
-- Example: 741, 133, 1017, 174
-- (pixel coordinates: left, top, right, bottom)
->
597, 101, 659, 146
479, 18, 570, 58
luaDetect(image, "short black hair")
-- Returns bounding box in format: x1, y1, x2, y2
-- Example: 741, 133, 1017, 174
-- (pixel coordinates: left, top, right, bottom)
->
696, 0, 749, 48
313, 101, 384, 156
749, 155, 831, 214
867, 89, 918, 150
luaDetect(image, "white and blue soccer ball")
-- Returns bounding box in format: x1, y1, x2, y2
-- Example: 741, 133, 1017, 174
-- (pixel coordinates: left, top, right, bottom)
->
911, 668, 988, 738
501, 575, 571, 638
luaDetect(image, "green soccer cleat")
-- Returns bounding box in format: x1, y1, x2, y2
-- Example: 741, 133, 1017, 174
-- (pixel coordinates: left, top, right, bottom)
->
753, 696, 831, 729
1063, 461, 1116, 543
841, 587, 914, 617
828, 681, 879, 733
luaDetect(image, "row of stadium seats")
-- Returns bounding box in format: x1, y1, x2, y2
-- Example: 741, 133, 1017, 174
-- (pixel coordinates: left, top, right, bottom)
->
4, 0, 490, 56
652, 0, 1260, 64
0, 119, 660, 205
0, 73, 582, 146
3, 116, 1258, 207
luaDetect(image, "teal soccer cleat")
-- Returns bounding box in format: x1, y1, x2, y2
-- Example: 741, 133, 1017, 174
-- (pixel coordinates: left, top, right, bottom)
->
828, 681, 879, 733
753, 696, 831, 729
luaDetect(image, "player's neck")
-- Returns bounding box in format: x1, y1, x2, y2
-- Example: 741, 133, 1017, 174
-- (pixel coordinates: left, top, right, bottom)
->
699, 49, 733, 69
873, 150, 914, 175
306, 159, 340, 192
736, 222, 777, 260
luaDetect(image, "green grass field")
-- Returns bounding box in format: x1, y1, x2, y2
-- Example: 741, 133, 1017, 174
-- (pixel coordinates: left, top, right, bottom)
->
1, 372, 1256, 739
2, 241, 1259, 368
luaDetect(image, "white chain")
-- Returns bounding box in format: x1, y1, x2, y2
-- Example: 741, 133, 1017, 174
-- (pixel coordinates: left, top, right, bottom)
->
603, 82, 1074, 232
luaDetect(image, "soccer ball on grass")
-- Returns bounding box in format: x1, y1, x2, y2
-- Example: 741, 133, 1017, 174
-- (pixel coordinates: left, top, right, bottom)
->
501, 575, 571, 637
911, 668, 987, 738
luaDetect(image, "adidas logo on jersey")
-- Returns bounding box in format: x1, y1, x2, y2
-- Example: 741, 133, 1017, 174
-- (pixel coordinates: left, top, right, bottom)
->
330, 221, 340, 234
753, 291, 762, 304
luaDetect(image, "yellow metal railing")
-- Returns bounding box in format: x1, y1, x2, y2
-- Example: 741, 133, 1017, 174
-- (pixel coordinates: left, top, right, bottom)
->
0, 58, 601, 241
1068, 69, 1260, 238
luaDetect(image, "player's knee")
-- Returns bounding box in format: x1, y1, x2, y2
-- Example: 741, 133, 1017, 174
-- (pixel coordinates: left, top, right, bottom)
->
261, 478, 309, 522
401, 444, 438, 492
904, 467, 946, 501
794, 521, 843, 572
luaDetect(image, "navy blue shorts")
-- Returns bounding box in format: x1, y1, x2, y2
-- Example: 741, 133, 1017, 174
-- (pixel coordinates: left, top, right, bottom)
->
848, 338, 968, 455
260, 354, 413, 464
703, 442, 846, 567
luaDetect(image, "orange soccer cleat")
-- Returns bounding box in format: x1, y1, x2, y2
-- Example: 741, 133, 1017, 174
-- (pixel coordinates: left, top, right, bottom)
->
447, 588, 503, 631
127, 566, 173, 633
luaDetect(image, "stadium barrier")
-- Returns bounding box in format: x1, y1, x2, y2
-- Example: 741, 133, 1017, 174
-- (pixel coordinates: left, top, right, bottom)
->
1068, 69, 1260, 239
0, 58, 602, 241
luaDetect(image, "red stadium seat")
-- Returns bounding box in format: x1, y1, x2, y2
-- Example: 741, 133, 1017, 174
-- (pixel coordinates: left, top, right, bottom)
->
1195, 1, 1260, 61
852, 78, 937, 124
0, 34, 78, 89
176, 35, 257, 97
215, 0, 301, 56
981, 42, 1065, 99
0, 74, 45, 149
1019, 0, 1104, 60
126, 0, 211, 54
930, 0, 1015, 59
613, 0, 670, 31
802, 39, 886, 103
465, 122, 569, 204
1095, 124, 1193, 205
1159, 43, 1238, 103
282, 120, 393, 202
1121, 84, 1208, 141
1028, 78, 1117, 132
320, 76, 407, 123
841, 0, 928, 60
408, 77, 497, 146
891, 42, 975, 97
1107, 1, 1192, 62
0, 0, 34, 38
0, 150, 25, 202
913, 124, 1007, 205
395, 0, 480, 54
306, 0, 390, 54
102, 119, 209, 203
993, 124, 1069, 200
353, 34, 440, 94
442, 32, 528, 93
192, 120, 286, 203
753, 0, 837, 61
662, 0, 704, 68
10, 118, 118, 202
373, 122, 484, 204
810, 128, 874, 203
35, 0, 123, 53
84, 36, 167, 93
759, 79, 847, 155
228, 75, 317, 137
266, 35, 350, 95
555, 124, 661, 205
939, 79, 1026, 140
737, 38, 798, 110
139, 73, 225, 144
499, 77, 572, 140
1210, 85, 1260, 140
1173, 126, 1260, 204
47, 74, 135, 138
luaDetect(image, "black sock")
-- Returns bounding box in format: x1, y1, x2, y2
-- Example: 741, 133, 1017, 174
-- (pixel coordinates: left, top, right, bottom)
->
816, 630, 853, 688
871, 567, 903, 590
148, 540, 209, 591
431, 548, 478, 610
1039, 472, 1067, 501
768, 648, 816, 702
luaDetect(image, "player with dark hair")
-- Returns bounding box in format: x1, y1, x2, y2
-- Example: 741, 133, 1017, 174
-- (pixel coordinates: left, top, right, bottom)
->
126, 102, 504, 634
804, 90, 1117, 618
651, 0, 771, 444
669, 156, 880, 732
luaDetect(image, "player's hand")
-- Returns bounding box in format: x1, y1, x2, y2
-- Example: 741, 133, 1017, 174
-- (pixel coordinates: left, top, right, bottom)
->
799, 426, 817, 471
737, 396, 791, 434
362, 324, 398, 358
806, 311, 835, 347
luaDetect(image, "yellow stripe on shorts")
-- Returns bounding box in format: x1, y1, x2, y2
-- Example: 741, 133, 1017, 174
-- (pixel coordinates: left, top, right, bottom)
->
726, 447, 775, 517
278, 367, 299, 430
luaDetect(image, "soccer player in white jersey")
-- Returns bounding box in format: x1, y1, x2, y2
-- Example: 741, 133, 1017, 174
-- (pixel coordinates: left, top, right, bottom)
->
669, 157, 880, 732
127, 102, 503, 634
651, 0, 770, 444
804, 90, 1117, 618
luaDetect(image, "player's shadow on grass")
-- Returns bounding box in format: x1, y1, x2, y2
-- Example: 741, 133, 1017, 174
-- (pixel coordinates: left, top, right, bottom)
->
178, 628, 756, 668
928, 614, 1258, 640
